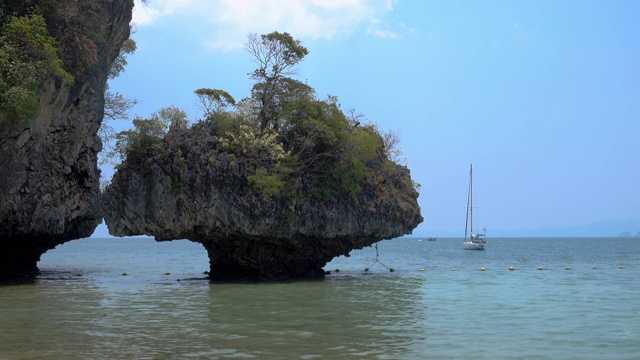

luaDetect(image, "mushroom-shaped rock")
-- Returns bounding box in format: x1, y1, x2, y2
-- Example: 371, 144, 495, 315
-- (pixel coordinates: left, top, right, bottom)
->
102, 119, 423, 281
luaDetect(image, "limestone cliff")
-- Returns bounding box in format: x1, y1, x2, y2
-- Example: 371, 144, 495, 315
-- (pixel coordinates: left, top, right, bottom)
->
0, 0, 134, 278
102, 121, 423, 281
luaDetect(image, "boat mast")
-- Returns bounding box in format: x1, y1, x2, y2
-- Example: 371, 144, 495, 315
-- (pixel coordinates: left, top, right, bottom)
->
464, 164, 472, 241
470, 163, 473, 235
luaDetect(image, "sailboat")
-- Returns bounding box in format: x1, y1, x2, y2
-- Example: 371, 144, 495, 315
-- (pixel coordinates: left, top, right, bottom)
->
463, 164, 487, 250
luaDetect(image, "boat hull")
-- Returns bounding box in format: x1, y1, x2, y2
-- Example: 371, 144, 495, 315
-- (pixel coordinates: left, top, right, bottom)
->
463, 241, 486, 250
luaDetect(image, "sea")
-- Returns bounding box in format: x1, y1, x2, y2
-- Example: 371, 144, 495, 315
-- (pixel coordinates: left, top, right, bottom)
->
0, 236, 639, 359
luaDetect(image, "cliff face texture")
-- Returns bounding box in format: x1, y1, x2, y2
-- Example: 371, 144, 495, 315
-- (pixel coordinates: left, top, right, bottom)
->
103, 121, 423, 281
0, 0, 134, 278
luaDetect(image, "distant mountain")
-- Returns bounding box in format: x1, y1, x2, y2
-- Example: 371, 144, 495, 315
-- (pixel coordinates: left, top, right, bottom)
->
493, 219, 640, 237
415, 218, 640, 238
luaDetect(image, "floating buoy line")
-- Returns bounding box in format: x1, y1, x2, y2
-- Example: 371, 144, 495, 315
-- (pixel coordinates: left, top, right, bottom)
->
417, 265, 626, 272
112, 265, 627, 278
328, 264, 628, 274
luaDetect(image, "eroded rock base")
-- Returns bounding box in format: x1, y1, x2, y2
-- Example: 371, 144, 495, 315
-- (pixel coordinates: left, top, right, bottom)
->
202, 236, 373, 281
0, 236, 60, 279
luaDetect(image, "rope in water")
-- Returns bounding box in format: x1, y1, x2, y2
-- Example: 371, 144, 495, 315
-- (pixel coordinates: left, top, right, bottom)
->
365, 243, 394, 272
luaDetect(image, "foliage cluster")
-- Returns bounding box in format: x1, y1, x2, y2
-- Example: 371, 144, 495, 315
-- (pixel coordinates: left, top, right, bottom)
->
113, 106, 187, 168
0, 13, 72, 132
99, 36, 140, 167
1, 0, 119, 71
114, 31, 410, 199
0, 0, 127, 135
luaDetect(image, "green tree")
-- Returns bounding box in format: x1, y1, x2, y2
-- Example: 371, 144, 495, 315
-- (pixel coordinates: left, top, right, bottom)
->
194, 88, 236, 120
111, 106, 188, 166
100, 37, 139, 166
158, 105, 189, 132
0, 0, 40, 28
254, 77, 315, 136
245, 31, 309, 132
109, 37, 137, 79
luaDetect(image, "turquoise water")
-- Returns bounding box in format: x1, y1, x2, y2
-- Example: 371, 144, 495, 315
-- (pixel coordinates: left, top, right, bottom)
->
0, 237, 639, 359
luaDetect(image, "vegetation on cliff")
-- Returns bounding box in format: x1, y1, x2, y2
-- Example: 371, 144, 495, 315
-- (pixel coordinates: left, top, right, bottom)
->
110, 31, 419, 202
0, 0, 133, 134
0, 13, 71, 132
1, 0, 134, 279
1, 0, 139, 177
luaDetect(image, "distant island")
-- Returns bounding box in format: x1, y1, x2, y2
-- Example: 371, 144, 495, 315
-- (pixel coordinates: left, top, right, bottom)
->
618, 231, 640, 238
416, 218, 640, 238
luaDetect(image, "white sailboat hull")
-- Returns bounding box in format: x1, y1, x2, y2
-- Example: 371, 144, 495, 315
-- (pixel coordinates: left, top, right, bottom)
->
463, 240, 486, 250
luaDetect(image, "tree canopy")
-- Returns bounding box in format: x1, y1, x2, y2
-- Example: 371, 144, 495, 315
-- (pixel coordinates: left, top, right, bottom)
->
112, 106, 188, 167
245, 31, 309, 132
113, 31, 414, 198
194, 88, 236, 120
100, 36, 139, 166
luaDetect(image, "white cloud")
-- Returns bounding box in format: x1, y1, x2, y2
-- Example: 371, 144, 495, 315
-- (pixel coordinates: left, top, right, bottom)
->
132, 0, 191, 26
369, 29, 399, 39
133, 0, 398, 51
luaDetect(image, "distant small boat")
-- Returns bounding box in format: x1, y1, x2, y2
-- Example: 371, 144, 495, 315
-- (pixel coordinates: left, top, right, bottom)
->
463, 164, 486, 250
428, 237, 437, 241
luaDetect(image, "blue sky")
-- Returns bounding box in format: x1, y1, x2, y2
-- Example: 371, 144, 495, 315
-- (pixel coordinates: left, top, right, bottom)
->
102, 0, 640, 237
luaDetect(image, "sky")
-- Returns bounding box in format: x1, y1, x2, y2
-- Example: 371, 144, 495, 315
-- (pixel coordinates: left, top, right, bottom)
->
101, 0, 640, 237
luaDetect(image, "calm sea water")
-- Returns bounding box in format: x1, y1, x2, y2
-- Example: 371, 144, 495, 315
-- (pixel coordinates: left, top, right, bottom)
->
1, 237, 639, 359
